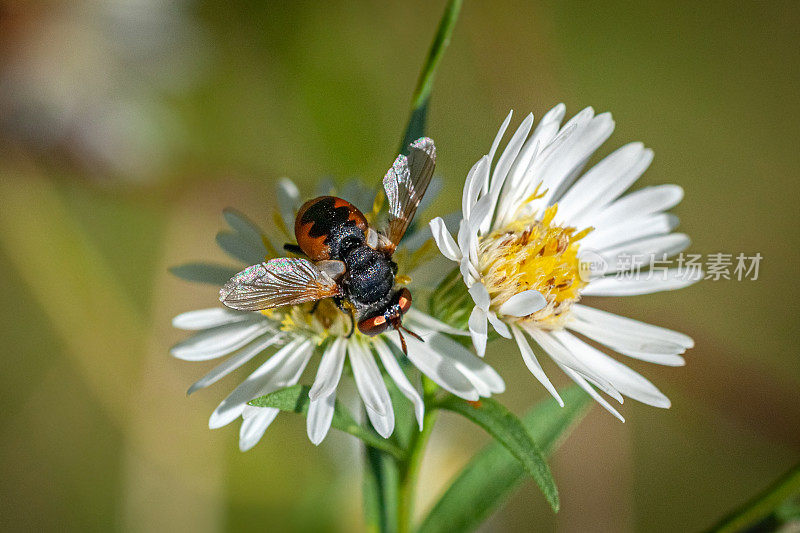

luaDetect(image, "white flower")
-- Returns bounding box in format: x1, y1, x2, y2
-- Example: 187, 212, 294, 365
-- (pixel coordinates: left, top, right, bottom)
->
429, 105, 699, 420
172, 178, 504, 451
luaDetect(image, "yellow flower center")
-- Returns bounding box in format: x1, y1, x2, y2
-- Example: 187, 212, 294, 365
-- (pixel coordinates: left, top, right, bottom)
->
478, 204, 592, 329
261, 299, 354, 342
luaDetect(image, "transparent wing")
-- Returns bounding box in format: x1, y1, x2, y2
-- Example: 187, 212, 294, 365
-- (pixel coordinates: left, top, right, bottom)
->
382, 137, 436, 251
219, 258, 341, 311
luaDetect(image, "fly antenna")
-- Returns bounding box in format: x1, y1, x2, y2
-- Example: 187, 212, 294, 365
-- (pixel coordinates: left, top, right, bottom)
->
397, 328, 408, 356
400, 325, 423, 342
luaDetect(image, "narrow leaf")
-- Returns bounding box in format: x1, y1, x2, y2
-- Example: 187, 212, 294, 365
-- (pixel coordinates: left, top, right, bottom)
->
170, 263, 239, 286
436, 395, 560, 512
705, 462, 800, 533
420, 388, 590, 533
249, 385, 404, 458
400, 0, 463, 151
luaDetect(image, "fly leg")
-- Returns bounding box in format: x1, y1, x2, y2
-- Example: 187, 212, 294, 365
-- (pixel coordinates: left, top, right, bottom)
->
332, 297, 356, 337
283, 243, 307, 257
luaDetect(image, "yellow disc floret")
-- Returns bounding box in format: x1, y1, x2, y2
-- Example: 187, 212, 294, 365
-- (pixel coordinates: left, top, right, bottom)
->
261, 298, 353, 343
478, 203, 592, 329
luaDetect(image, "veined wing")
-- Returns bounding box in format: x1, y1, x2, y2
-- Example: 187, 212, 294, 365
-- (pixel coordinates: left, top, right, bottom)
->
219, 258, 341, 311
382, 137, 436, 252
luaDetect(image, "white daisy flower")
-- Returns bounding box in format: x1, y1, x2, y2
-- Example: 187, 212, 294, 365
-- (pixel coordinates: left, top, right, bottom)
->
172, 178, 503, 451
429, 105, 700, 420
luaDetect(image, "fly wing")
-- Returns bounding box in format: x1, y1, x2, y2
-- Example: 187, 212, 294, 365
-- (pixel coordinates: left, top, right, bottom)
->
382, 137, 436, 252
219, 258, 341, 311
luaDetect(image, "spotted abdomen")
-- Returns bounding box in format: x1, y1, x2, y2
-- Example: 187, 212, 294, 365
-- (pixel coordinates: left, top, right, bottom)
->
294, 196, 369, 261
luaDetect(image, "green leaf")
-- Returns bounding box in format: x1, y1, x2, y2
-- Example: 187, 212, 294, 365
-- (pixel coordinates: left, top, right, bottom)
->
169, 262, 239, 285
399, 0, 463, 151
420, 388, 591, 532
435, 395, 561, 513
248, 385, 404, 458
704, 462, 800, 533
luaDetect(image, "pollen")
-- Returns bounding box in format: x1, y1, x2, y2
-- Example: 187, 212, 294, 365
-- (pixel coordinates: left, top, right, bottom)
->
478, 203, 592, 328
263, 299, 354, 342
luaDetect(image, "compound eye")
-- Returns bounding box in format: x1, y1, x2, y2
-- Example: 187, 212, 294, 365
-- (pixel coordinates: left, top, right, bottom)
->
396, 288, 412, 314
358, 315, 390, 336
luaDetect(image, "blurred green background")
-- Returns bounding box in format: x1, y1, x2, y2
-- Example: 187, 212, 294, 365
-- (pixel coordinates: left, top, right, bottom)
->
1, 1, 798, 531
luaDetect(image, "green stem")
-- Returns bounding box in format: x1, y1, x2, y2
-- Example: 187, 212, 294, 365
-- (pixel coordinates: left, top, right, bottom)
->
356, 430, 406, 460
705, 462, 800, 533
398, 377, 440, 533
386, 2, 463, 531
399, 0, 463, 151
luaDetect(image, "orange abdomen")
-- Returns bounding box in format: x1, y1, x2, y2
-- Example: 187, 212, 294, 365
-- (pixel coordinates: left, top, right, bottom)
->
294, 196, 368, 261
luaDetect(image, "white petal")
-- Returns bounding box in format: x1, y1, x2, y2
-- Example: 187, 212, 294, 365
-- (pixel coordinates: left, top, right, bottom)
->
541, 111, 615, 207
405, 309, 469, 336
308, 337, 347, 400
393, 334, 479, 401
457, 219, 479, 271
485, 110, 514, 194
567, 318, 686, 367
307, 392, 336, 445
526, 327, 622, 402
489, 113, 535, 199
534, 104, 566, 138
417, 332, 505, 396
373, 338, 425, 429
494, 137, 540, 227
498, 290, 546, 317
468, 282, 491, 310
348, 341, 392, 417
558, 363, 625, 422
583, 269, 701, 296
552, 330, 671, 408
487, 311, 512, 339
468, 306, 488, 357
558, 142, 648, 222
367, 406, 395, 439
216, 231, 266, 266
208, 338, 312, 429
459, 256, 479, 287
595, 234, 691, 273
567, 145, 655, 227
221, 209, 269, 264
172, 308, 251, 330
571, 304, 694, 348
238, 407, 280, 451
512, 326, 563, 405
171, 321, 271, 361
463, 156, 490, 220
480, 113, 535, 234
524, 104, 565, 163
429, 217, 462, 261
187, 334, 283, 395
468, 194, 494, 238
493, 104, 567, 224
581, 214, 679, 251
591, 184, 684, 228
